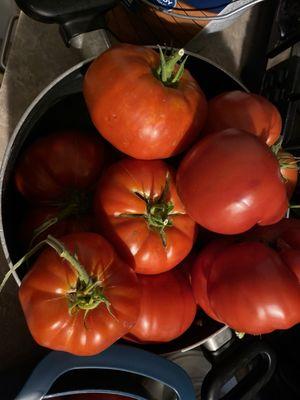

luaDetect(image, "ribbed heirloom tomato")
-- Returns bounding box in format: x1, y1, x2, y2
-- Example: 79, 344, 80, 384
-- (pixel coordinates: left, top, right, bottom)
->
15, 130, 105, 202
19, 233, 141, 355
203, 91, 282, 146
14, 130, 105, 244
125, 268, 196, 343
191, 227, 300, 334
83, 44, 207, 159
203, 91, 297, 198
94, 158, 197, 274
177, 128, 288, 234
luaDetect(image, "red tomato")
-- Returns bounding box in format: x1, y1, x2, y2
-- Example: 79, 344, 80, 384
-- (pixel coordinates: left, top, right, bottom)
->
83, 44, 207, 160
125, 269, 196, 343
203, 91, 281, 146
191, 238, 300, 334
14, 130, 105, 244
19, 233, 140, 356
94, 158, 197, 275
243, 218, 300, 247
189, 240, 232, 322
176, 129, 288, 234
15, 130, 105, 202
247, 220, 300, 284
19, 206, 95, 248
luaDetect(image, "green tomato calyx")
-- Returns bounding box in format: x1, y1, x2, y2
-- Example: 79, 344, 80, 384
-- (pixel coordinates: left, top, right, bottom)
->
155, 46, 188, 87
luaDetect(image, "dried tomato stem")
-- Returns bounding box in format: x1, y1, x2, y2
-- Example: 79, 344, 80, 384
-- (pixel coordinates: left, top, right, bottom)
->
271, 136, 284, 156
0, 239, 47, 292
0, 235, 91, 291
30, 217, 59, 247
31, 191, 90, 247
235, 331, 245, 339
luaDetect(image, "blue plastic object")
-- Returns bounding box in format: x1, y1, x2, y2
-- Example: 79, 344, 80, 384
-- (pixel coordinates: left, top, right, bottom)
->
184, 0, 231, 10
15, 344, 196, 400
148, 0, 231, 11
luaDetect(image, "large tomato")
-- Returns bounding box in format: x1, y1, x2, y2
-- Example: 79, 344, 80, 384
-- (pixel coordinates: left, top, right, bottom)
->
191, 235, 300, 334
203, 91, 281, 146
176, 129, 288, 234
15, 130, 105, 202
83, 44, 207, 160
14, 130, 105, 243
94, 158, 197, 274
19, 233, 140, 356
125, 268, 196, 343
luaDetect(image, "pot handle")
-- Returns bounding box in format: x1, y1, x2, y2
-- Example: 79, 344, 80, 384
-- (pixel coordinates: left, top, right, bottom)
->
201, 339, 276, 400
15, 0, 118, 46
15, 344, 196, 400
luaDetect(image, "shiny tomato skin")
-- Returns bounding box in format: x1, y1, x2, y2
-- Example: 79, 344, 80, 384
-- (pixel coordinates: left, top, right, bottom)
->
203, 91, 281, 146
177, 129, 288, 234
15, 130, 105, 203
19, 206, 95, 248
191, 240, 300, 334
280, 248, 300, 282
94, 158, 197, 275
19, 233, 140, 356
190, 239, 232, 322
125, 269, 196, 343
83, 44, 207, 160
245, 220, 300, 285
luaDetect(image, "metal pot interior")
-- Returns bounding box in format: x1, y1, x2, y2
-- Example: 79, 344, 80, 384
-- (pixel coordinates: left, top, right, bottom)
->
0, 53, 246, 354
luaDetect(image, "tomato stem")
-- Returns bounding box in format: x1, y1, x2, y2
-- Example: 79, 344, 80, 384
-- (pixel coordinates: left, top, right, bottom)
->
46, 235, 90, 285
271, 136, 284, 156
289, 204, 300, 209
156, 46, 187, 86
0, 239, 46, 292
118, 174, 183, 247
271, 138, 300, 174
30, 191, 91, 247
235, 331, 245, 339
30, 217, 59, 247
0, 235, 91, 292
0, 235, 113, 319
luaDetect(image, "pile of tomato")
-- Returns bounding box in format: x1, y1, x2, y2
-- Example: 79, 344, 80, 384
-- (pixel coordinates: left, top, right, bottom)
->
3, 44, 300, 356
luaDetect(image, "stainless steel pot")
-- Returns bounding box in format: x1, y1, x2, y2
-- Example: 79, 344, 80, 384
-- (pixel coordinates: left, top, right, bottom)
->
0, 47, 276, 399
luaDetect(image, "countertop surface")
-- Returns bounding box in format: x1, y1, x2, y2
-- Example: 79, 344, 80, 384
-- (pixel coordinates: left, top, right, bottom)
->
0, 0, 270, 380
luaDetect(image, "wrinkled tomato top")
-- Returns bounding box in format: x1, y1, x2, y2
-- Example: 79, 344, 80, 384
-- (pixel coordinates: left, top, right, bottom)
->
83, 44, 207, 159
